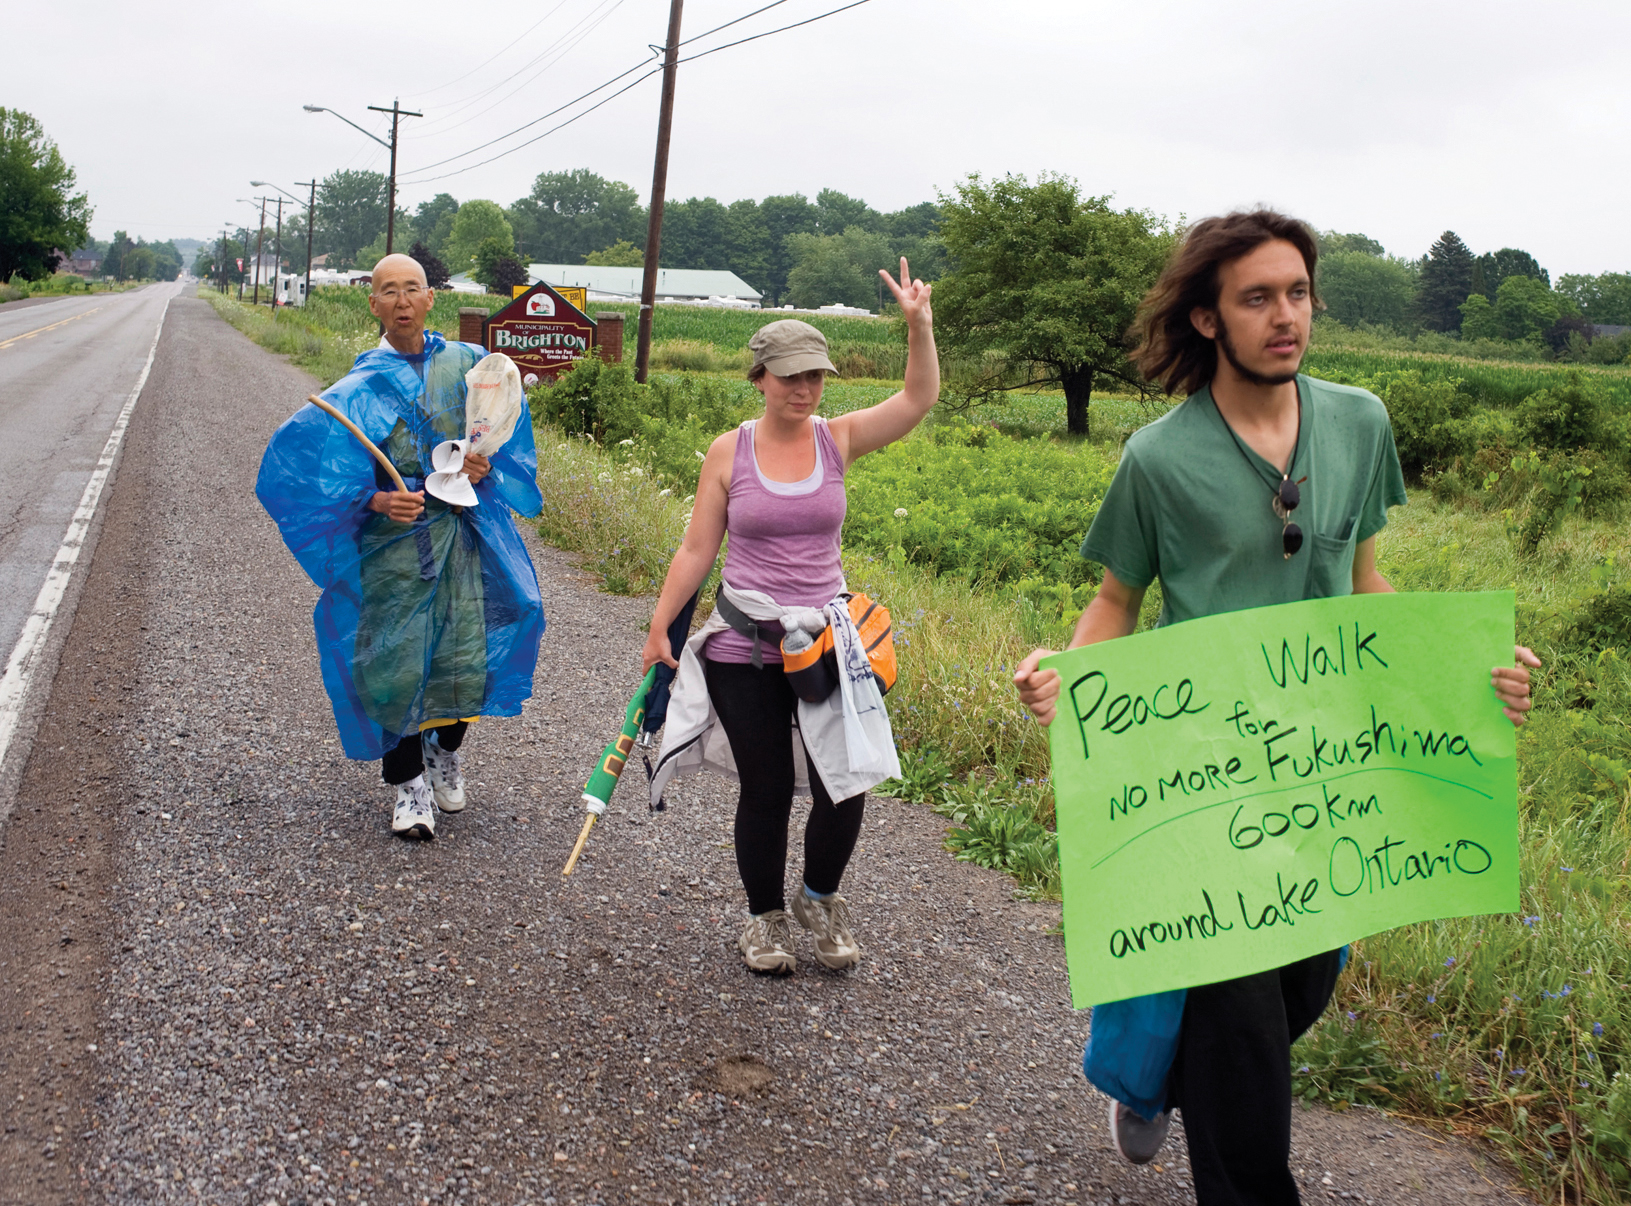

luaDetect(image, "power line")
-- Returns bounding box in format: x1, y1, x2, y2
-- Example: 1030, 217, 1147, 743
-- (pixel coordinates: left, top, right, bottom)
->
412, 0, 626, 135
677, 0, 871, 64
677, 0, 790, 46
405, 0, 577, 100
400, 66, 663, 185
397, 0, 872, 188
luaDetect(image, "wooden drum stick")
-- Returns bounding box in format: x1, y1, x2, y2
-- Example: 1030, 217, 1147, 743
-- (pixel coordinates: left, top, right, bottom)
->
306, 393, 409, 493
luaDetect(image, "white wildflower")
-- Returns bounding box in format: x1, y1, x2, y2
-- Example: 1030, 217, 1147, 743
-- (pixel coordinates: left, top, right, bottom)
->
618, 438, 635, 446
684, 494, 696, 505
694, 450, 705, 461
894, 507, 909, 519
557, 443, 568, 450
626, 466, 644, 477
597, 472, 612, 483
658, 488, 672, 497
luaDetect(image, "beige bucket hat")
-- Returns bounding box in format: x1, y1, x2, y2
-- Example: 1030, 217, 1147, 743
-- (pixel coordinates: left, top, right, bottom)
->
749, 319, 838, 377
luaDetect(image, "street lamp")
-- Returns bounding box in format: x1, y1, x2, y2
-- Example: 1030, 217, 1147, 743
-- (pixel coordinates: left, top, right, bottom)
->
303, 100, 419, 255
253, 180, 320, 304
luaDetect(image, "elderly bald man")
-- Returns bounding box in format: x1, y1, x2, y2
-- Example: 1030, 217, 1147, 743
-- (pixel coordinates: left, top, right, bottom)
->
257, 253, 546, 838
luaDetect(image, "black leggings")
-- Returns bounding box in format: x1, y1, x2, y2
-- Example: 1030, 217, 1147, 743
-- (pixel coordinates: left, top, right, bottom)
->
381, 721, 468, 786
704, 659, 865, 915
1167, 948, 1344, 1205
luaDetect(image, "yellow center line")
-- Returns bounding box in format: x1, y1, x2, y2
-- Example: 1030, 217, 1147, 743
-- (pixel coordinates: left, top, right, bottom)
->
0, 305, 106, 350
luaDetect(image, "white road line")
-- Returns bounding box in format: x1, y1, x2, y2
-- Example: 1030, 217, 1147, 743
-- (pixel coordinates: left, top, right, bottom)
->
0, 299, 170, 776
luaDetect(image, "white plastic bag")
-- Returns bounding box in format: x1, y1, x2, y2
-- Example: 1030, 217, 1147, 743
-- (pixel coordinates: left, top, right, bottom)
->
425, 353, 524, 506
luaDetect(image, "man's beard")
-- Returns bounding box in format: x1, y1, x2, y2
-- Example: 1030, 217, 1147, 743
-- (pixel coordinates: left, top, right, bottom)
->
1216, 318, 1301, 388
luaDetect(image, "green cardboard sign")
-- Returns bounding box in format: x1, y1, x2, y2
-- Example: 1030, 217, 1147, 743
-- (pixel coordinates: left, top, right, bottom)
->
1043, 591, 1518, 1008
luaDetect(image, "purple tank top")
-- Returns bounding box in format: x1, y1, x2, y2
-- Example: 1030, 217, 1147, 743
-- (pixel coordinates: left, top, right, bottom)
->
706, 418, 847, 665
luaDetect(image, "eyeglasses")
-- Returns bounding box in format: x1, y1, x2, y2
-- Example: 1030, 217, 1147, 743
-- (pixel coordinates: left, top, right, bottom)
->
375, 286, 425, 302
1273, 475, 1306, 559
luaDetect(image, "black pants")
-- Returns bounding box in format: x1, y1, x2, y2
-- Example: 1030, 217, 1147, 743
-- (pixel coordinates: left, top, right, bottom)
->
1167, 949, 1343, 1206
380, 721, 468, 786
704, 660, 865, 915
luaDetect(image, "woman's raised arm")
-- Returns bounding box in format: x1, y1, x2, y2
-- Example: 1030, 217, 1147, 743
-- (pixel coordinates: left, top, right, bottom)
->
829, 258, 939, 466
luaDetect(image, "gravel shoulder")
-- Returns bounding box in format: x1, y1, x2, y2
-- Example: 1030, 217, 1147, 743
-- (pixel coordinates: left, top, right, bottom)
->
0, 299, 1530, 1205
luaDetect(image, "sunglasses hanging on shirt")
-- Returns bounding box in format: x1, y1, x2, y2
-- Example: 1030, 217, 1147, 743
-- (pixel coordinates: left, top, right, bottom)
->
1214, 395, 1308, 560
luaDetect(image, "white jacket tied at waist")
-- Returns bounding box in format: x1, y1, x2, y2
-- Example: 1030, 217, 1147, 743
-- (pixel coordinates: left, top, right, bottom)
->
648, 581, 901, 808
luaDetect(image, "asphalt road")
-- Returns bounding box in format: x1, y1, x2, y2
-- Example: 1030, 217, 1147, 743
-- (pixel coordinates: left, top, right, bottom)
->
0, 296, 1530, 1206
0, 282, 181, 808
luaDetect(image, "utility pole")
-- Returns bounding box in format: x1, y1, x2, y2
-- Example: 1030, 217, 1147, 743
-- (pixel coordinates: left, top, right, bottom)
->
297, 179, 317, 304
367, 99, 421, 255
272, 198, 285, 307
635, 0, 685, 384
252, 197, 268, 306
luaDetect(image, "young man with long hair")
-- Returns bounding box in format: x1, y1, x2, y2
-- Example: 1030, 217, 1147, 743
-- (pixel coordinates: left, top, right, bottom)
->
1012, 211, 1538, 1204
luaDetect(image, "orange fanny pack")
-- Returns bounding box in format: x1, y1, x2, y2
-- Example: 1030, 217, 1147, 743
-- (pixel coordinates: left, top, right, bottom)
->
780, 594, 897, 704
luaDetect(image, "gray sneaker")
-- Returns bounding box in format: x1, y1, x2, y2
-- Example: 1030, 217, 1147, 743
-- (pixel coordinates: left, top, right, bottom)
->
421, 730, 466, 813
739, 910, 796, 975
391, 776, 436, 840
1108, 1099, 1171, 1164
791, 891, 861, 969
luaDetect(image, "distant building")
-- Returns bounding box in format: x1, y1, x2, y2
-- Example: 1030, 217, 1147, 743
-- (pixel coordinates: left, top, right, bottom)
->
450, 264, 764, 305
61, 248, 101, 276
1591, 323, 1630, 339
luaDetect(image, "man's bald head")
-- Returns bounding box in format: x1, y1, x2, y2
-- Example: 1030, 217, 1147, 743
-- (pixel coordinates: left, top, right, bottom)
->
371, 253, 428, 294
369, 253, 436, 354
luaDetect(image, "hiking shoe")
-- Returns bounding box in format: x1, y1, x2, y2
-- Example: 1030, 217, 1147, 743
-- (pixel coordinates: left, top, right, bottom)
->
391, 776, 436, 840
791, 890, 861, 969
739, 910, 796, 975
1108, 1099, 1171, 1165
422, 731, 466, 813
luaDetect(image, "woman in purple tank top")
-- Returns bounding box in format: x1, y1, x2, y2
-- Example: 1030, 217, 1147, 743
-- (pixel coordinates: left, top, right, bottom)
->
641, 259, 939, 976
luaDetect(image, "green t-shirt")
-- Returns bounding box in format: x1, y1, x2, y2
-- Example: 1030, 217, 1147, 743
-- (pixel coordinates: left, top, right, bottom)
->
1080, 374, 1408, 627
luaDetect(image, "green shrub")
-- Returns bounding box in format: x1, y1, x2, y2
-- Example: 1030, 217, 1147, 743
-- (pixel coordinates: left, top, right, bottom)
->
1363, 370, 1474, 476
527, 355, 643, 444
1515, 372, 1610, 453
1561, 585, 1631, 655
845, 421, 1116, 590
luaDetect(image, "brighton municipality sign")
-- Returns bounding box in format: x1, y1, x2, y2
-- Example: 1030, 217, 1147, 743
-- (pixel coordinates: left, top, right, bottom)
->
484, 283, 597, 387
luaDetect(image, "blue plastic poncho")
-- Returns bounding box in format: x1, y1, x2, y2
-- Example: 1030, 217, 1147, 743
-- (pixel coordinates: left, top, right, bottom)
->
256, 332, 544, 761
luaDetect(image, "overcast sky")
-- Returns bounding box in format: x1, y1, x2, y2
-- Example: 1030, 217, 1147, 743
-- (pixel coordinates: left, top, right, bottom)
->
12, 0, 1630, 275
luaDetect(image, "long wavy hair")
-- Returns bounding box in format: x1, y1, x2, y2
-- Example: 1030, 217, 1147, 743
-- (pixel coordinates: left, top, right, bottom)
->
1129, 210, 1323, 397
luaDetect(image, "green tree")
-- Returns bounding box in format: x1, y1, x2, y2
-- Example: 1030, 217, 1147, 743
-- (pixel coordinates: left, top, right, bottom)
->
814, 188, 882, 235
1474, 247, 1549, 297
584, 239, 642, 267
443, 200, 514, 276
472, 236, 528, 292
412, 194, 460, 254
123, 244, 155, 281
934, 173, 1174, 435
1318, 250, 1417, 329
407, 240, 451, 289
758, 193, 818, 304
1458, 293, 1498, 341
662, 197, 732, 269
103, 230, 132, 281
0, 108, 92, 280
507, 169, 644, 265
785, 227, 893, 310
886, 201, 946, 282
1493, 275, 1571, 342
312, 169, 389, 267
724, 198, 770, 289
148, 240, 183, 281
1555, 272, 1631, 325
1415, 231, 1476, 332
1316, 230, 1386, 257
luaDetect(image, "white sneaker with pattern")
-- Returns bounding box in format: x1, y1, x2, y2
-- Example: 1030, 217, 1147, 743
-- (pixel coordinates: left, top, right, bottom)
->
422, 730, 466, 813
391, 775, 436, 839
